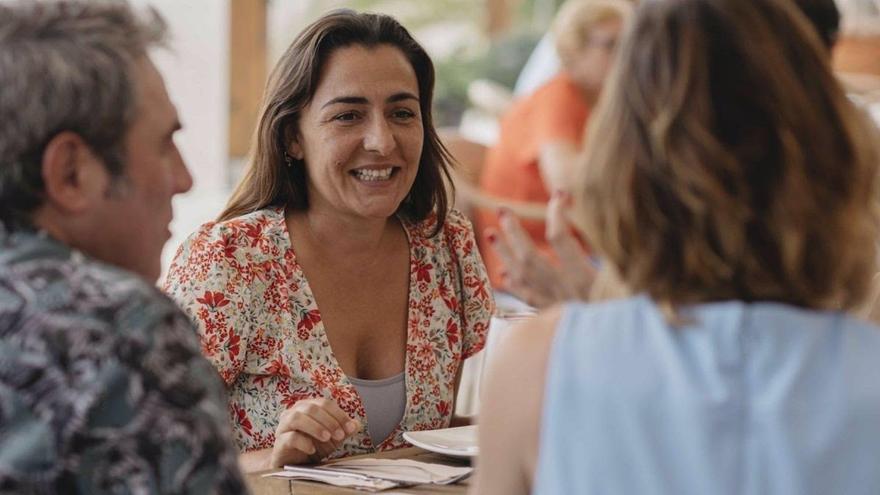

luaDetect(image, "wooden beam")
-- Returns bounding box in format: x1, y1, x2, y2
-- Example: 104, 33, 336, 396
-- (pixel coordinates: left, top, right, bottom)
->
833, 35, 880, 77
229, 0, 267, 159
486, 0, 517, 38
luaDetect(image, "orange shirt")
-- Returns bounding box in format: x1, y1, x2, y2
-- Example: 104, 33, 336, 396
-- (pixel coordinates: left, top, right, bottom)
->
476, 72, 591, 288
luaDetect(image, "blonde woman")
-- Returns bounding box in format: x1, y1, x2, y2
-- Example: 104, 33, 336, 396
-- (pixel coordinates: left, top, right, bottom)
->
474, 0, 880, 493
476, 0, 632, 288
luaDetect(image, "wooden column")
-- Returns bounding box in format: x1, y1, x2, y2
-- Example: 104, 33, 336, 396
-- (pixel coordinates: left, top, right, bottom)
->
229, 0, 268, 159
486, 0, 516, 38
833, 35, 880, 76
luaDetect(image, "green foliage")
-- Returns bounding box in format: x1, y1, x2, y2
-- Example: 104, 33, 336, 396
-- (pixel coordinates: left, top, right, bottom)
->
346, 0, 481, 27
433, 31, 541, 127
294, 0, 546, 127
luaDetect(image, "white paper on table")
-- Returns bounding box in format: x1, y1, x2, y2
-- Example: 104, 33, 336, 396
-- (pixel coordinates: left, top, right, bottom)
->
264, 467, 398, 492
320, 458, 473, 485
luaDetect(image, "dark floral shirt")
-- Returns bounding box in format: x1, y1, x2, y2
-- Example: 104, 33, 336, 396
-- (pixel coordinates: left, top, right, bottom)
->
0, 225, 248, 494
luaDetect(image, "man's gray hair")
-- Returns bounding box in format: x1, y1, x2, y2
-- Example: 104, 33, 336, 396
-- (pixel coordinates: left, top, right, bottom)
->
0, 0, 167, 228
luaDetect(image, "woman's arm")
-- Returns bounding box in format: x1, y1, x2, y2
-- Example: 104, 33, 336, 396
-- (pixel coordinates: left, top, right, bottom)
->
470, 307, 562, 495
538, 141, 580, 194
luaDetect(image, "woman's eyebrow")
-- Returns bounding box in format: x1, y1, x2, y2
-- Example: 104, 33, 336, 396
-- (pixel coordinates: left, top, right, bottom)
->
387, 92, 419, 104
321, 95, 368, 109
321, 92, 419, 109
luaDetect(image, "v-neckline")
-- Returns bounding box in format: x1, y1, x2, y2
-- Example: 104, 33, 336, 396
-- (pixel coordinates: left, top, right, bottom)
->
275, 206, 417, 450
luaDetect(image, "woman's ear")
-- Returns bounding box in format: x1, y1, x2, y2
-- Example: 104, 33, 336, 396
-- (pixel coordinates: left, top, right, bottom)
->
287, 139, 304, 161
40, 131, 109, 213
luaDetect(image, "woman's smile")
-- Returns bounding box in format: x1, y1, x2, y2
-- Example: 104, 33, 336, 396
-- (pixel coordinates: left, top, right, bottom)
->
349, 166, 400, 183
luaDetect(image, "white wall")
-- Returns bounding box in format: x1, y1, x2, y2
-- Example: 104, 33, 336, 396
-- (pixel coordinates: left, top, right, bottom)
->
132, 0, 233, 278
138, 0, 230, 193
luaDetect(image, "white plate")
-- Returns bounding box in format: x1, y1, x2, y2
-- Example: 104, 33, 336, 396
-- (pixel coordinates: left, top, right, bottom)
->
403, 425, 478, 458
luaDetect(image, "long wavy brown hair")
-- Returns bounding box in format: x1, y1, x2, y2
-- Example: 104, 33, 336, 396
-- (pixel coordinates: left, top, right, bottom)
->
575, 0, 880, 310
219, 10, 453, 235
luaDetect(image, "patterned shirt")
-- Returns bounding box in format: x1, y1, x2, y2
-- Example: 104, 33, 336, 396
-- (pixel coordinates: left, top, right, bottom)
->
164, 207, 493, 457
0, 226, 247, 495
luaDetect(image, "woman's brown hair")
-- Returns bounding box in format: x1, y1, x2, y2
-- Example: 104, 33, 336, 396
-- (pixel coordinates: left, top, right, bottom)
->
575, 0, 880, 310
219, 10, 453, 234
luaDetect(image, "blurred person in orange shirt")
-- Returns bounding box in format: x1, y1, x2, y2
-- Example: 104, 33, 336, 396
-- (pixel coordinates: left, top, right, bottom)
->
476, 0, 632, 289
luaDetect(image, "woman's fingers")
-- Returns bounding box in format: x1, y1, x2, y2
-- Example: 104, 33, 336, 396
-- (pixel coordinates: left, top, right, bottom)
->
278, 408, 336, 443
278, 398, 358, 442
271, 430, 318, 466
488, 211, 565, 308
485, 226, 516, 276
498, 209, 538, 263
272, 398, 361, 466
546, 192, 596, 300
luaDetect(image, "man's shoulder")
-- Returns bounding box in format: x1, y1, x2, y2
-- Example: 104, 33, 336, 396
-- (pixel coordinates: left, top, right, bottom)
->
0, 232, 186, 341
0, 233, 246, 494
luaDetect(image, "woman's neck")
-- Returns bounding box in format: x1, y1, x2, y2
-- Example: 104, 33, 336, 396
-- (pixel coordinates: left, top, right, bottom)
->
287, 207, 400, 259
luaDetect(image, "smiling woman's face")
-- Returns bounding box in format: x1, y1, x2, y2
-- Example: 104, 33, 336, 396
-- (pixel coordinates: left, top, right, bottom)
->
289, 43, 424, 222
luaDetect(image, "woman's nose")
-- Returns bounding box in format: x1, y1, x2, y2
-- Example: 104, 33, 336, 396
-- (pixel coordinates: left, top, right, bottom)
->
363, 117, 396, 156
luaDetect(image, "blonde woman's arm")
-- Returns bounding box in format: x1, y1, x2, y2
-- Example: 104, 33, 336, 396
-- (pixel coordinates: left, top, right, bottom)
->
471, 307, 562, 495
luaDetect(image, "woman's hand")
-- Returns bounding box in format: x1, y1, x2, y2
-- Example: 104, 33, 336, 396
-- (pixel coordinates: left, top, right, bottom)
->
270, 398, 361, 467
487, 191, 596, 308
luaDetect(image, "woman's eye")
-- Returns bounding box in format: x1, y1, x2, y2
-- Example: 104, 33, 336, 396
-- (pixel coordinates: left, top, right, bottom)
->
333, 112, 359, 122
392, 109, 417, 120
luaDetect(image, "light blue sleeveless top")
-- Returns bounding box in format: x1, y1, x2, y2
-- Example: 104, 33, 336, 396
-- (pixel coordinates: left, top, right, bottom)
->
534, 296, 880, 495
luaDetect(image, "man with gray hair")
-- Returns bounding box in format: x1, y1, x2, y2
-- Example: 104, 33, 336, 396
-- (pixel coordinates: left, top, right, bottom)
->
0, 1, 246, 493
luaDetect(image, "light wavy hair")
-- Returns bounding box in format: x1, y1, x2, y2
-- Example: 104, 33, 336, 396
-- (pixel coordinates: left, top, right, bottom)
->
574, 0, 880, 310
552, 0, 634, 69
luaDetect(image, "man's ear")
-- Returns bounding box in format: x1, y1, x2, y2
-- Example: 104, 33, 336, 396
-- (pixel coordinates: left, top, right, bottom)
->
40, 132, 109, 213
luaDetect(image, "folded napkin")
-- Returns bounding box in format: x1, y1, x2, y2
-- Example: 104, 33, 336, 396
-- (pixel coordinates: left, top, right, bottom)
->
264, 458, 473, 492
265, 467, 398, 492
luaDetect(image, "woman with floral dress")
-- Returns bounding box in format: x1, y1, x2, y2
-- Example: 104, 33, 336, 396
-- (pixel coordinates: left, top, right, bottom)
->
164, 10, 493, 471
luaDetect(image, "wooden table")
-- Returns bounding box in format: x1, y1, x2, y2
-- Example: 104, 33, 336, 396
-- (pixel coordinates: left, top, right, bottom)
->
244, 448, 471, 494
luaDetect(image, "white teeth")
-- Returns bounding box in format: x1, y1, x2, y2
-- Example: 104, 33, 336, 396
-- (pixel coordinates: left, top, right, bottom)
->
352, 167, 394, 181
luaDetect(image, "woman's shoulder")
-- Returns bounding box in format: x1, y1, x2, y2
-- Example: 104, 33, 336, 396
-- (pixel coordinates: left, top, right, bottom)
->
184, 207, 285, 251
441, 208, 476, 237
405, 208, 474, 241
169, 207, 289, 276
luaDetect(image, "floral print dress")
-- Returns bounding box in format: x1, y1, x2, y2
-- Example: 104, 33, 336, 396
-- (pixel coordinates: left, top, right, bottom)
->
164, 207, 494, 457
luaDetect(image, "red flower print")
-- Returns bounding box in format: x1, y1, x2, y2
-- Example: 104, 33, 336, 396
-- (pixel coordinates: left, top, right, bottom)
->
311, 365, 331, 389
196, 291, 230, 310
244, 223, 264, 247
226, 332, 241, 361
231, 403, 253, 436
469, 276, 490, 303
281, 390, 317, 409
415, 261, 433, 283
265, 356, 291, 377
253, 374, 269, 388
446, 318, 460, 347
298, 350, 312, 372
218, 237, 237, 259
441, 287, 459, 312
202, 333, 220, 357
297, 309, 321, 339
435, 401, 451, 417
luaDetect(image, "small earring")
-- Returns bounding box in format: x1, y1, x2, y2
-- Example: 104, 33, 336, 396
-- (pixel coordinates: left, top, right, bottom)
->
284, 152, 294, 168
